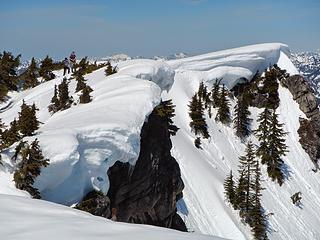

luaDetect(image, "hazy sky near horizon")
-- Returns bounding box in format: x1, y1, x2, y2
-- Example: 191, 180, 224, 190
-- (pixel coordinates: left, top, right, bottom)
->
0, 0, 319, 60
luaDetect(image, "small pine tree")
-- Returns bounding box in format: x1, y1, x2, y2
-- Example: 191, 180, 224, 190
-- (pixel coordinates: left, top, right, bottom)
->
48, 85, 60, 114
233, 94, 252, 139
155, 100, 179, 136
75, 74, 87, 92
236, 141, 255, 220
216, 85, 231, 124
105, 61, 116, 76
2, 118, 21, 147
17, 100, 40, 137
58, 78, 73, 110
267, 110, 288, 185
224, 170, 236, 206
0, 118, 5, 150
79, 85, 93, 104
0, 51, 20, 101
255, 108, 272, 165
249, 159, 268, 240
39, 55, 55, 81
23, 57, 39, 89
211, 79, 221, 108
13, 139, 49, 199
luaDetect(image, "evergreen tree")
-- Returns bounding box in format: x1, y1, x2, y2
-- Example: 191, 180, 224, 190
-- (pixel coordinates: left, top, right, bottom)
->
105, 61, 116, 76
13, 139, 49, 199
216, 85, 231, 124
75, 74, 87, 92
224, 170, 236, 206
39, 55, 55, 81
155, 99, 179, 136
262, 66, 280, 109
189, 94, 210, 139
0, 118, 5, 150
17, 100, 40, 136
250, 159, 268, 240
58, 78, 73, 110
0, 51, 20, 101
233, 94, 252, 139
266, 110, 288, 185
236, 141, 255, 220
255, 108, 272, 165
211, 79, 221, 108
2, 118, 21, 147
79, 86, 93, 104
48, 85, 60, 114
23, 57, 39, 89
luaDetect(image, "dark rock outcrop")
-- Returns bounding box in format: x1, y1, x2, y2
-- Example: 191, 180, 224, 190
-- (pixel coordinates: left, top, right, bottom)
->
76, 106, 186, 231
107, 108, 186, 231
281, 75, 318, 118
281, 74, 320, 170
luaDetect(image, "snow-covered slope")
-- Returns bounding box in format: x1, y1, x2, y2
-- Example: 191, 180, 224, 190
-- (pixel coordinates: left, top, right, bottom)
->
163, 43, 320, 240
1, 43, 320, 240
0, 194, 224, 240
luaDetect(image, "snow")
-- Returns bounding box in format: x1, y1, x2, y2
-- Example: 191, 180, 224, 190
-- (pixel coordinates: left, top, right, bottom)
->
163, 43, 320, 239
0, 194, 225, 240
1, 42, 320, 240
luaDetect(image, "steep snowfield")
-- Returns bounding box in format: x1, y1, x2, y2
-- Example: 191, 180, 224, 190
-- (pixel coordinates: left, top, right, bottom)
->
163, 43, 320, 240
0, 194, 224, 240
1, 43, 319, 240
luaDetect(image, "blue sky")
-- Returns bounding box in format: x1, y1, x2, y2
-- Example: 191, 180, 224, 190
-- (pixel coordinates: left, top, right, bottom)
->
0, 0, 319, 60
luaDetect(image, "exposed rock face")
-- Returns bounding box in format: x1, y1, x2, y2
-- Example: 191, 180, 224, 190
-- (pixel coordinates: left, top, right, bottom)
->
107, 108, 186, 231
281, 75, 318, 118
281, 74, 320, 170
76, 106, 186, 231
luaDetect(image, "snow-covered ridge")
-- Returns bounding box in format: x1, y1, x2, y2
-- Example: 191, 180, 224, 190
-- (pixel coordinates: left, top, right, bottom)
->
0, 194, 224, 240
2, 43, 317, 240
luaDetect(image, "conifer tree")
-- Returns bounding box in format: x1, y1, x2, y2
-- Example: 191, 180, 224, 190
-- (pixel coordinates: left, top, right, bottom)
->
58, 78, 73, 110
233, 94, 252, 139
194, 137, 202, 149
250, 159, 268, 240
266, 110, 287, 185
236, 141, 255, 220
255, 108, 272, 165
105, 61, 116, 76
23, 57, 39, 89
0, 118, 5, 150
79, 86, 93, 104
17, 100, 40, 136
211, 79, 221, 108
155, 100, 179, 136
75, 74, 87, 92
2, 118, 21, 147
48, 85, 60, 114
13, 139, 49, 199
224, 170, 236, 206
0, 51, 20, 101
189, 94, 210, 139
262, 66, 280, 109
39, 55, 55, 81
216, 85, 231, 124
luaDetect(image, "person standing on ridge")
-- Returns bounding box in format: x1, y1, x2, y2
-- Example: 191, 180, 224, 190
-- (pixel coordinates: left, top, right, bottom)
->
63, 57, 70, 76
69, 51, 76, 73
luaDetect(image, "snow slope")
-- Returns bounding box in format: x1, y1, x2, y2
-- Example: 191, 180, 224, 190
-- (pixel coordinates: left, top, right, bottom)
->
163, 43, 320, 240
1, 43, 319, 240
0, 60, 174, 204
0, 194, 224, 240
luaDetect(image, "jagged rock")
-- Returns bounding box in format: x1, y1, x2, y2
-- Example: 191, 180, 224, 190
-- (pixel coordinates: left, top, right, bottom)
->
75, 191, 111, 218
281, 75, 320, 170
281, 75, 318, 118
107, 107, 186, 231
76, 106, 186, 231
